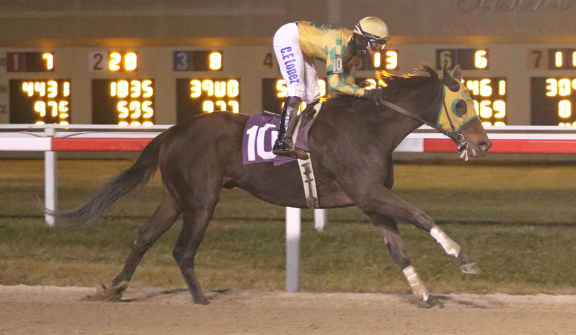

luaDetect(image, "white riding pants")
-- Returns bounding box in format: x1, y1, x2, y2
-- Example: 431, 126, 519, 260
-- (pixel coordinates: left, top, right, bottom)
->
273, 22, 320, 104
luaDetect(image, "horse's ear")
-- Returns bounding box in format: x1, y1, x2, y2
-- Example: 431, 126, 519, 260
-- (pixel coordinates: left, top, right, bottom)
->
442, 65, 450, 80
442, 65, 460, 91
452, 65, 462, 81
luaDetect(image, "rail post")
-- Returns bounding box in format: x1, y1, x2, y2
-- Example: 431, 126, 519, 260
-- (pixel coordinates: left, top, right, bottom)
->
314, 209, 327, 231
44, 127, 57, 227
286, 207, 301, 292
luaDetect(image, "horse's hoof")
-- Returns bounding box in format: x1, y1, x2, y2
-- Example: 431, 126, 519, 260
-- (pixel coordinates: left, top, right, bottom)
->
460, 262, 482, 275
425, 295, 445, 308
193, 296, 210, 305
86, 281, 128, 302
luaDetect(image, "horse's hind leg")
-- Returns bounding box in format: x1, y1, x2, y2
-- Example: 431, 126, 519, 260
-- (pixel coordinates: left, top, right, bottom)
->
371, 214, 443, 307
172, 194, 219, 305
98, 192, 181, 301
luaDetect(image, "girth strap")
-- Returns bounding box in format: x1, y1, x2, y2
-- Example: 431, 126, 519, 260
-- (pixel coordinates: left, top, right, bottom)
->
292, 113, 319, 208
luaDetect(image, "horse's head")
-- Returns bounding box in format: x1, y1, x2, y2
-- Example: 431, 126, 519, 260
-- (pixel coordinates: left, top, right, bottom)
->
439, 65, 492, 160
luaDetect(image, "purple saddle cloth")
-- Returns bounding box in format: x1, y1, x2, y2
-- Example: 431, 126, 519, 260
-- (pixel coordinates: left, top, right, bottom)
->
242, 112, 314, 166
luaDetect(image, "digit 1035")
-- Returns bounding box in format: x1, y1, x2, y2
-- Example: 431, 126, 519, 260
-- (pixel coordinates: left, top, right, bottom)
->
109, 79, 154, 126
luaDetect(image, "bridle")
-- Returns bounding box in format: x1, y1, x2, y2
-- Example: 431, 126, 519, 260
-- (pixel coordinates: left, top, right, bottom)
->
378, 84, 470, 156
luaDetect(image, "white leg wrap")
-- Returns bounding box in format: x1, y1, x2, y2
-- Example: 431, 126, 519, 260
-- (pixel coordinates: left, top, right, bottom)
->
430, 226, 461, 257
403, 265, 430, 301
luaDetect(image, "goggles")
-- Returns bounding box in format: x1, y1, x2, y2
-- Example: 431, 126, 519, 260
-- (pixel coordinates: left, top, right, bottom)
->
368, 37, 390, 50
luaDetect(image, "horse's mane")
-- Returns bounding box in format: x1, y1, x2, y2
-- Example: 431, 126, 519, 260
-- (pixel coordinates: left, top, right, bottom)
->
376, 63, 438, 92
329, 64, 438, 107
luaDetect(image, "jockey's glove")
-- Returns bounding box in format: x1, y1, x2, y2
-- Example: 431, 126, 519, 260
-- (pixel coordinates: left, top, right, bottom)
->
363, 88, 385, 106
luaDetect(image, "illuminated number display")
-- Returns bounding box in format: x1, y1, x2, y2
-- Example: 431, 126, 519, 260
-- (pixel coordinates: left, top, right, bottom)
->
531, 77, 576, 126
173, 51, 223, 71
462, 78, 507, 126
548, 49, 576, 70
7, 52, 54, 72
436, 49, 489, 70
176, 79, 240, 122
89, 51, 138, 72
9, 79, 71, 124
357, 50, 399, 71
527, 49, 576, 70
92, 79, 154, 126
261, 78, 327, 114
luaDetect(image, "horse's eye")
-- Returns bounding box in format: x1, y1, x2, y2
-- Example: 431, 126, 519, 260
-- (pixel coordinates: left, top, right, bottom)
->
455, 100, 467, 116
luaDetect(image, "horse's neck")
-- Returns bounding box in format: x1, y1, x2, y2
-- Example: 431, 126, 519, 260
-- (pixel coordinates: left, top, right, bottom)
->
382, 111, 424, 150
382, 84, 441, 150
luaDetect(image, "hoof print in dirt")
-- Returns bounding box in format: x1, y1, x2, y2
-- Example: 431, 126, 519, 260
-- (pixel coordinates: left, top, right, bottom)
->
460, 262, 482, 275
83, 282, 129, 302
425, 295, 445, 309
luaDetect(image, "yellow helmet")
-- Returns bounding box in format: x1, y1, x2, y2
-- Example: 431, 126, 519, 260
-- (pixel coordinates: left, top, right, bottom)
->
354, 17, 390, 42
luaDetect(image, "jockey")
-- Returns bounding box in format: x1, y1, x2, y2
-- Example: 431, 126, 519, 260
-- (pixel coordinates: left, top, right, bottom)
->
272, 16, 390, 158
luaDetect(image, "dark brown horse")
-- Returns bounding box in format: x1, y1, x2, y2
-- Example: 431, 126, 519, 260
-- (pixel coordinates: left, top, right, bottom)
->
56, 65, 491, 307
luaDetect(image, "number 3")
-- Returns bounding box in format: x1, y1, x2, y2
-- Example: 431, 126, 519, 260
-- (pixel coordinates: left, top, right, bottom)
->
173, 51, 192, 71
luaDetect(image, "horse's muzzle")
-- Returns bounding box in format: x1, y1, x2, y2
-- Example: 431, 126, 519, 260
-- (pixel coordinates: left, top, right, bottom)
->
458, 119, 492, 160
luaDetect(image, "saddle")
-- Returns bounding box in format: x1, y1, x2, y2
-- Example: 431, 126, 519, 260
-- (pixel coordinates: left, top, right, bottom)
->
243, 102, 321, 166
242, 102, 322, 208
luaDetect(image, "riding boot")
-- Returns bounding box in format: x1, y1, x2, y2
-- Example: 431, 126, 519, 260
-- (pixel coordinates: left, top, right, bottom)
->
273, 96, 306, 158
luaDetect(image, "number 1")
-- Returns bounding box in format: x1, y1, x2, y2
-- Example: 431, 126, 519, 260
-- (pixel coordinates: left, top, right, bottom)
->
12, 54, 19, 71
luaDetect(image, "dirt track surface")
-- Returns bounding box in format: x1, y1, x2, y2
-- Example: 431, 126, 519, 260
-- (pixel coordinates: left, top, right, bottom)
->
1, 285, 575, 335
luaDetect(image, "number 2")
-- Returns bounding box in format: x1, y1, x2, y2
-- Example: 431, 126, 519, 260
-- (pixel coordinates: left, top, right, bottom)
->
90, 52, 106, 71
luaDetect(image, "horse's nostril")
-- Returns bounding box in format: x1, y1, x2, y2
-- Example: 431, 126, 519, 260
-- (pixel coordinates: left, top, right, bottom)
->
479, 140, 492, 151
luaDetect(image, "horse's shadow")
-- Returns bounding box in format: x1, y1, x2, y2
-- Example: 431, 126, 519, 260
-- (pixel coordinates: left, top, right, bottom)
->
397, 293, 491, 309
82, 286, 231, 303
85, 287, 493, 309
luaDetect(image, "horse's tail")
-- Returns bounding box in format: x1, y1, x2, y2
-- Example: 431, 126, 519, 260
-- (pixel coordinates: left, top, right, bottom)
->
48, 129, 171, 224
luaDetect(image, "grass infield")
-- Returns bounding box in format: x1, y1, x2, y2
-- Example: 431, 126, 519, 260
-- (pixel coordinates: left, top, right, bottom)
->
0, 159, 575, 295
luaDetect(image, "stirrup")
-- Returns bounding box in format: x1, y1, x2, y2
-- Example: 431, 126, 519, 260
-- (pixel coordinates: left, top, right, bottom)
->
273, 147, 309, 160
273, 138, 308, 160
273, 138, 293, 152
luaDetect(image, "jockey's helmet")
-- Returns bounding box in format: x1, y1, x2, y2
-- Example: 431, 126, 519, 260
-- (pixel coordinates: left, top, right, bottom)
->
352, 17, 390, 54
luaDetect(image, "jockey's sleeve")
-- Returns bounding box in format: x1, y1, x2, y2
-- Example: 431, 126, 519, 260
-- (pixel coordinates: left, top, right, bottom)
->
327, 71, 366, 97
296, 21, 366, 97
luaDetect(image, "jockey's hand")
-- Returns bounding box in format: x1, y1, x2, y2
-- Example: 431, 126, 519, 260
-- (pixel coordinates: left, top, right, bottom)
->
363, 88, 385, 106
